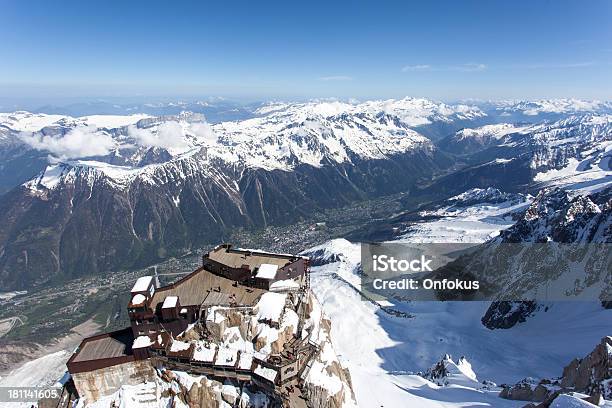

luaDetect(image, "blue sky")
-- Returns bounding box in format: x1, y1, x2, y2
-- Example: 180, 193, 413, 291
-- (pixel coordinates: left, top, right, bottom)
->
1, 0, 611, 102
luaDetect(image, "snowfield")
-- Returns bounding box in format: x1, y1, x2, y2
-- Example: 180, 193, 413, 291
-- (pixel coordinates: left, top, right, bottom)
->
454, 123, 530, 142
400, 189, 532, 243
309, 238, 612, 407
305, 185, 611, 407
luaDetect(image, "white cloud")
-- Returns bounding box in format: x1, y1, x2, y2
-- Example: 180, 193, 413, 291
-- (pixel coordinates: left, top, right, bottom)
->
190, 122, 217, 143
129, 122, 188, 151
452, 63, 487, 72
318, 75, 353, 81
401, 64, 431, 72
19, 125, 116, 159
401, 63, 487, 72
128, 120, 217, 152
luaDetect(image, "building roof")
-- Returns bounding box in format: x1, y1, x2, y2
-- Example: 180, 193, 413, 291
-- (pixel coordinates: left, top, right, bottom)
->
238, 351, 254, 370
255, 263, 279, 280
162, 295, 178, 309
150, 268, 265, 309
71, 329, 134, 363
215, 347, 238, 367
167, 340, 194, 358
151, 332, 172, 350
193, 341, 217, 363
255, 292, 287, 324
133, 335, 154, 349
131, 276, 153, 293
254, 364, 278, 382
207, 245, 298, 271
269, 279, 301, 291
131, 294, 147, 305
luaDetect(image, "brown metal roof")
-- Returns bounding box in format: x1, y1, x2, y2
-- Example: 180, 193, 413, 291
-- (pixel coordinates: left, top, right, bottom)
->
151, 267, 265, 309
208, 246, 297, 270
71, 329, 133, 363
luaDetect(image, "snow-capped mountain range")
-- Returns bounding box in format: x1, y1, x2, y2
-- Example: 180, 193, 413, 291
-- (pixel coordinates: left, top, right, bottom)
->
431, 113, 612, 197
2, 98, 610, 195
492, 98, 612, 117
0, 97, 611, 290
2, 100, 452, 189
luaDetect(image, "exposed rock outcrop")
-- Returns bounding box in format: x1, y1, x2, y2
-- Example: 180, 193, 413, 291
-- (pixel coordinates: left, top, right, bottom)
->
561, 336, 612, 398
421, 354, 481, 388
481, 301, 538, 329
300, 294, 357, 408
71, 360, 157, 404
499, 378, 557, 403
499, 336, 612, 406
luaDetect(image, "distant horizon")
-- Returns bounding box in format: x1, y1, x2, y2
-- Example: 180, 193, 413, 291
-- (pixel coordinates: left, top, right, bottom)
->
1, 0, 611, 102
1, 94, 612, 113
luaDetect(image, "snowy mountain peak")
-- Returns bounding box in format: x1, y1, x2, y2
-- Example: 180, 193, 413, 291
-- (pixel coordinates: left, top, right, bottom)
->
255, 97, 486, 127
493, 99, 612, 116
501, 187, 611, 243
24, 161, 143, 193
449, 187, 526, 206
423, 354, 479, 387
454, 123, 528, 142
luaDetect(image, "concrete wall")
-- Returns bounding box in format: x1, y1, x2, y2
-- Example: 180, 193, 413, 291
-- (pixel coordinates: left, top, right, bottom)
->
72, 360, 156, 404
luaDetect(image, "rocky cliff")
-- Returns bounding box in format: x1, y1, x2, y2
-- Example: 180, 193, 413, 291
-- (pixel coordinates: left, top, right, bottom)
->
499, 336, 612, 407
